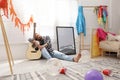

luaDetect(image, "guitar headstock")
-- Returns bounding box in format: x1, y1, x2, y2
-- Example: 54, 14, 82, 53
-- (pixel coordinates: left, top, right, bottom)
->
34, 22, 36, 28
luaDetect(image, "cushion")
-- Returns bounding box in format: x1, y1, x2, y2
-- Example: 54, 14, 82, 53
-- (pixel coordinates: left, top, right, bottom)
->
99, 40, 120, 51
107, 33, 116, 41
115, 35, 120, 41
107, 33, 120, 41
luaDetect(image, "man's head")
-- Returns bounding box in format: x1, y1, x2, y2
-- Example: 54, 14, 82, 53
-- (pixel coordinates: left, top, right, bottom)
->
34, 33, 42, 40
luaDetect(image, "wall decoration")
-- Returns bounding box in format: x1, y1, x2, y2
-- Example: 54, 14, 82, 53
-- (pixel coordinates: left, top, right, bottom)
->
9, 0, 33, 32
0, 0, 34, 33
0, 0, 8, 18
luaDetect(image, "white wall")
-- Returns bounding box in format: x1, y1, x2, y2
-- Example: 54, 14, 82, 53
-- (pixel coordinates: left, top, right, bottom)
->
111, 0, 120, 34
0, 0, 111, 61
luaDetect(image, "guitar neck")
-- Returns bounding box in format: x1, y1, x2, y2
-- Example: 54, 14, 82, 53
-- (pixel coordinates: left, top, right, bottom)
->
33, 22, 36, 39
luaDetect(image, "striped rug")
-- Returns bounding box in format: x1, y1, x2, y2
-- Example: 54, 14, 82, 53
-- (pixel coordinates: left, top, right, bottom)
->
0, 57, 120, 80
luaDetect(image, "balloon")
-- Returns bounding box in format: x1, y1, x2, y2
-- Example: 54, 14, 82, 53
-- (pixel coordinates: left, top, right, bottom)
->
102, 69, 111, 76
85, 69, 103, 80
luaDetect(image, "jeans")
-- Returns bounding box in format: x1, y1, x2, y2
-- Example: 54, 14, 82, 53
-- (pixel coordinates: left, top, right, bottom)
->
41, 47, 74, 62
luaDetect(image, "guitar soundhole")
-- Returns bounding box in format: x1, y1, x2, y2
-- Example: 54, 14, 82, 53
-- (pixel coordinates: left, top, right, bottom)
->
31, 51, 37, 53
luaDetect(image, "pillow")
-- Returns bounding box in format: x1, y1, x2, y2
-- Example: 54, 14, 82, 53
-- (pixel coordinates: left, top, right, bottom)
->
115, 35, 120, 41
107, 33, 116, 41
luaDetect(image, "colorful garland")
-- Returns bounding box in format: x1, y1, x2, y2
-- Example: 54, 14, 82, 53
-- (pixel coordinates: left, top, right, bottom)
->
0, 0, 34, 32
0, 0, 8, 18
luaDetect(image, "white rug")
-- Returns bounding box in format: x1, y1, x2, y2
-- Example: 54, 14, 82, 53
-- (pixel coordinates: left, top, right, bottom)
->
0, 57, 120, 80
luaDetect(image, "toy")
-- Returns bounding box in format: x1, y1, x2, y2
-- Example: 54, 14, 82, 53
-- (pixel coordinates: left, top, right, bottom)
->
85, 69, 103, 80
102, 69, 111, 76
59, 67, 67, 74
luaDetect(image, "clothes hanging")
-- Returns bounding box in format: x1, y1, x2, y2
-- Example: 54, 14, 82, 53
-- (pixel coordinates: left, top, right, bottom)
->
97, 28, 107, 41
96, 6, 108, 26
91, 29, 101, 58
76, 6, 86, 36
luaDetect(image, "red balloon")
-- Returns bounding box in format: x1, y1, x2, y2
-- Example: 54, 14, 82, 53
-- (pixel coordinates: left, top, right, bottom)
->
59, 67, 67, 74
102, 69, 111, 76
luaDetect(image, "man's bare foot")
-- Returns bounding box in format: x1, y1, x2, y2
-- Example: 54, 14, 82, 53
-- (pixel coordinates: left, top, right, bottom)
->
73, 53, 81, 62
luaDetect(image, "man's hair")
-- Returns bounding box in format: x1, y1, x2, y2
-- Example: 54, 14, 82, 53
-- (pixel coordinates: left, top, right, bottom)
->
34, 33, 41, 40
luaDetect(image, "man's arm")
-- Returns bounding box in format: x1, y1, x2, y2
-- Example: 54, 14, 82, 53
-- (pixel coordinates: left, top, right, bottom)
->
28, 38, 48, 50
37, 42, 48, 50
33, 41, 48, 50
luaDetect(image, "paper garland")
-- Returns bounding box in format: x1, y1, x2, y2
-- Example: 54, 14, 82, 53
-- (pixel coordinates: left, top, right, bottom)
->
0, 0, 34, 32
9, 0, 33, 32
0, 0, 8, 18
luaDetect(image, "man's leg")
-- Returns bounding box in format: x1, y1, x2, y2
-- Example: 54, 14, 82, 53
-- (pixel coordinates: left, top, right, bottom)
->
51, 50, 81, 62
41, 47, 52, 59
51, 50, 73, 61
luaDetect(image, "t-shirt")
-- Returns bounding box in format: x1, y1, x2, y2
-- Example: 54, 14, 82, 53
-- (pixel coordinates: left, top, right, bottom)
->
38, 36, 54, 53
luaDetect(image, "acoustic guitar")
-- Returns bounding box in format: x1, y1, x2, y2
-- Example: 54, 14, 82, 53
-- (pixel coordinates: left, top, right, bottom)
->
26, 23, 41, 60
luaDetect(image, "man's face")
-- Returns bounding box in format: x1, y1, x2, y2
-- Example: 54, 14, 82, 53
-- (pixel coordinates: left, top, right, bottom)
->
35, 34, 42, 40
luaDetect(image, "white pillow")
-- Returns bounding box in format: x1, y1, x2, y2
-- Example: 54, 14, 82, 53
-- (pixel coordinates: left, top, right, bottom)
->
115, 35, 120, 41
107, 33, 116, 41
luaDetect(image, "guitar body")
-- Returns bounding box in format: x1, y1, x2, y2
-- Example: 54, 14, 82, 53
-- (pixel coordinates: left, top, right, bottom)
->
26, 43, 41, 60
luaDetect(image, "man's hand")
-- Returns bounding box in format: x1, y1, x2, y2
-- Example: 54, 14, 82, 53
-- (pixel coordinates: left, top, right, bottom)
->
44, 42, 48, 47
28, 38, 34, 43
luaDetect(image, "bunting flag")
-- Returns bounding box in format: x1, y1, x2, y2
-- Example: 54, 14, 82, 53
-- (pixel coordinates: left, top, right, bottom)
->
0, 0, 8, 18
0, 0, 34, 33
9, 0, 34, 32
